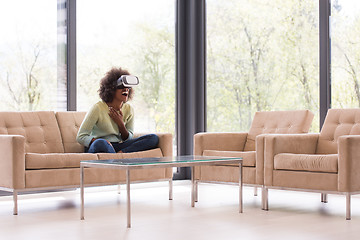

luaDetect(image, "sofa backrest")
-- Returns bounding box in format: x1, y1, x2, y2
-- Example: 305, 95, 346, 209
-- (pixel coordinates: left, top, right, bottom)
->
244, 110, 314, 151
0, 111, 64, 153
56, 111, 86, 153
316, 108, 360, 154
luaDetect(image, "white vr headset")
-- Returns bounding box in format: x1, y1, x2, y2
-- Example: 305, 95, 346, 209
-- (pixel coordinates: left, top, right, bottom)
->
116, 75, 139, 88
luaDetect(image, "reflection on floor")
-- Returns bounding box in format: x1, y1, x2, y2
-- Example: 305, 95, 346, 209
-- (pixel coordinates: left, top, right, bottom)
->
0, 180, 359, 240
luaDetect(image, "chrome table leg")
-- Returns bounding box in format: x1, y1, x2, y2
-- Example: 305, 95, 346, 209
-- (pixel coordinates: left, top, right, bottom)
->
169, 178, 173, 200
191, 166, 195, 207
126, 169, 131, 228
239, 162, 243, 213
80, 165, 84, 220
195, 180, 198, 202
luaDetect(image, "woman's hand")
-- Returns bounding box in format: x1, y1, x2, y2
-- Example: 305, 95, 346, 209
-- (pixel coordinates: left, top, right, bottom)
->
108, 102, 129, 141
108, 106, 124, 126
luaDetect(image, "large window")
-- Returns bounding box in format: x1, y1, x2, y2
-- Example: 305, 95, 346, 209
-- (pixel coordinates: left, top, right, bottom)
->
207, 0, 320, 132
331, 0, 360, 108
0, 1, 59, 111
2, 0, 358, 158
77, 0, 175, 140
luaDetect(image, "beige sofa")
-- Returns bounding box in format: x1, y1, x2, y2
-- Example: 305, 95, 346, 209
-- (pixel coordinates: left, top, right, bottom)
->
0, 111, 173, 214
263, 108, 360, 219
194, 110, 314, 193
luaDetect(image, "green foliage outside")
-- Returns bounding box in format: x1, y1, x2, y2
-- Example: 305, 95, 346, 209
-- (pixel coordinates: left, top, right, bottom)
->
207, 0, 319, 132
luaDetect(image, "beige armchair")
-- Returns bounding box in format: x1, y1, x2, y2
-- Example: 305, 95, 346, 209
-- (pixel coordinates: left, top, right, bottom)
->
194, 110, 314, 194
263, 108, 360, 220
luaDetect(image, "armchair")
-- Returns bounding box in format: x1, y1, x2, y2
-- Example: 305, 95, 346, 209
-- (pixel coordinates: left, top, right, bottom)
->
263, 108, 360, 219
194, 110, 314, 194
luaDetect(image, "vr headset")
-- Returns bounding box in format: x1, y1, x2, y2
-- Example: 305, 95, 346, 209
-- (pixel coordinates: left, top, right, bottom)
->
116, 75, 139, 88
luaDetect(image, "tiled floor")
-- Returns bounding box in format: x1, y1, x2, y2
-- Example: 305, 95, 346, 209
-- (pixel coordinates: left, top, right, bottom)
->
0, 180, 359, 240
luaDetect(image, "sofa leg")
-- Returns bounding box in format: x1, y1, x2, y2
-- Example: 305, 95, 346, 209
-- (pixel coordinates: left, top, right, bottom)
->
13, 191, 18, 215
262, 187, 268, 211
321, 193, 328, 203
346, 193, 351, 220
254, 187, 258, 196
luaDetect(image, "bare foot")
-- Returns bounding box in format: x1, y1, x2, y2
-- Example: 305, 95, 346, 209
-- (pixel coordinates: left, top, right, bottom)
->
117, 150, 123, 153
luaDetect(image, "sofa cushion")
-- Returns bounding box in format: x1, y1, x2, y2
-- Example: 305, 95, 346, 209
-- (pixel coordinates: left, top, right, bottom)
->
202, 150, 255, 167
25, 167, 167, 188
316, 109, 360, 154
244, 110, 314, 151
26, 153, 98, 169
97, 148, 163, 160
0, 111, 64, 153
56, 111, 86, 153
274, 153, 338, 173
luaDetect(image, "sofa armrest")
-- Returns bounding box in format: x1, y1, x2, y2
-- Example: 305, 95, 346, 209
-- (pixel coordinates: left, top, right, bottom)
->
156, 133, 173, 157
338, 135, 360, 192
194, 132, 248, 155
155, 133, 173, 179
264, 133, 319, 186
0, 135, 26, 189
255, 134, 266, 185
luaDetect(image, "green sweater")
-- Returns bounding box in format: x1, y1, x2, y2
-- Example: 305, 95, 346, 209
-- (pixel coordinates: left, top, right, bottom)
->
76, 101, 134, 147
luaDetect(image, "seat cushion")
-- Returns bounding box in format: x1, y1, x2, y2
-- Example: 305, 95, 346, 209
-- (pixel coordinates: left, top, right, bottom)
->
274, 153, 338, 173
97, 148, 163, 160
202, 150, 255, 167
26, 148, 164, 170
26, 153, 98, 169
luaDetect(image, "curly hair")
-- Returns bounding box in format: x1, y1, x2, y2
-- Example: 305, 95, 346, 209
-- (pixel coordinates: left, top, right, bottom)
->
98, 67, 135, 103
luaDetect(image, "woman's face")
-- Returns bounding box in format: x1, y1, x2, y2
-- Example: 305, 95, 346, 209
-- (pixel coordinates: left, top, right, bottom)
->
115, 87, 131, 103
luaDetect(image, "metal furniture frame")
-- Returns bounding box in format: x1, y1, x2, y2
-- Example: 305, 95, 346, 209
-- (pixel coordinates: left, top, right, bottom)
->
262, 186, 357, 220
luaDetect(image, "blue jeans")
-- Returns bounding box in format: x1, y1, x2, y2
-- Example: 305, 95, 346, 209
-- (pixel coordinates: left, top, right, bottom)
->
85, 134, 159, 154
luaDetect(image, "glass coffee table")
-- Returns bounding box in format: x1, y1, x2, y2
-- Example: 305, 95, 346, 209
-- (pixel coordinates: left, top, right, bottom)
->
80, 155, 243, 228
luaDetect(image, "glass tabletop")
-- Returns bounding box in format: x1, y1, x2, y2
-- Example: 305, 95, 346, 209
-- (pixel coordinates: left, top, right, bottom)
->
81, 155, 242, 166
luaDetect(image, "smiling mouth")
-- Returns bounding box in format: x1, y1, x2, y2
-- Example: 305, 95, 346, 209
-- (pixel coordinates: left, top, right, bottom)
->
122, 92, 128, 97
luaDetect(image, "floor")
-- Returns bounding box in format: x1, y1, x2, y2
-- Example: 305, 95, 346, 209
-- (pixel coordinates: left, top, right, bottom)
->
0, 181, 359, 240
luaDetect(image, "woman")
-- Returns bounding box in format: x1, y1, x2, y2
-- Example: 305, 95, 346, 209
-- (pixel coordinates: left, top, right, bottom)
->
76, 67, 159, 153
